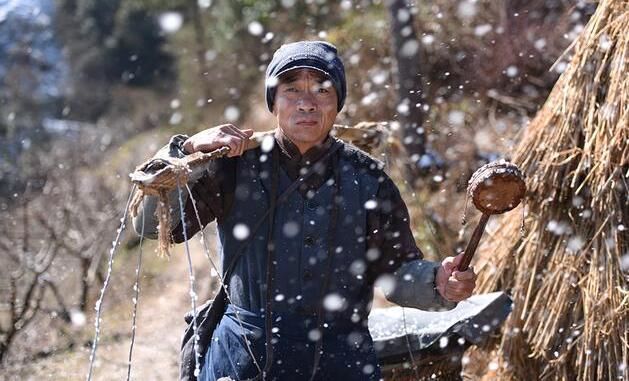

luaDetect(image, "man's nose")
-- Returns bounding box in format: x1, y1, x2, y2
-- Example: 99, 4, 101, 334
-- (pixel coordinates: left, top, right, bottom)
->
297, 92, 317, 112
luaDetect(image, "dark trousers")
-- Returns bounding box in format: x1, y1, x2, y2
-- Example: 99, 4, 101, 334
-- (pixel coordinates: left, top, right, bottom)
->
199, 304, 381, 381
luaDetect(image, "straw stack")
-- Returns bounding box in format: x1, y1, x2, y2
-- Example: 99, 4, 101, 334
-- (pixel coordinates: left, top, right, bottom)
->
467, 0, 628, 380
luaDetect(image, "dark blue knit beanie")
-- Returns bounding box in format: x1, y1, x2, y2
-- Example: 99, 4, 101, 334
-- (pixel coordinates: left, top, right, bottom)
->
265, 41, 346, 113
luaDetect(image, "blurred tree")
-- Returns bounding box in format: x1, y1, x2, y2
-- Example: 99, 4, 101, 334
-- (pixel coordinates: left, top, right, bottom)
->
121, 0, 348, 126
0, 39, 53, 199
107, 8, 175, 86
55, 0, 175, 121
188, 0, 212, 102
387, 0, 427, 183
124, 0, 213, 121
204, 0, 346, 119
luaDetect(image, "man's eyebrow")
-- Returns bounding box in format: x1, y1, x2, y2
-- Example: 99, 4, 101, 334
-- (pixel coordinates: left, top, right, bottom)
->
311, 72, 329, 83
279, 71, 330, 84
279, 72, 299, 84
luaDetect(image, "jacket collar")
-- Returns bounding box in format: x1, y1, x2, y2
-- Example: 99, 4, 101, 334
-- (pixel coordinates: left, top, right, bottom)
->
273, 128, 334, 166
273, 128, 337, 188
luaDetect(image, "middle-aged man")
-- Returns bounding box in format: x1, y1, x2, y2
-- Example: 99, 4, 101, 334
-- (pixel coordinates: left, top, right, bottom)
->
134, 41, 477, 381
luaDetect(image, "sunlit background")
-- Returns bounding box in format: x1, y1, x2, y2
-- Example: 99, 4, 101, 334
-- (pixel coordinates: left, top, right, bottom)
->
2, 0, 620, 380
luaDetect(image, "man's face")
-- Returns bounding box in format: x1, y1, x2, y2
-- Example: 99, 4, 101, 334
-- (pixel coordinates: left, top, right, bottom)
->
273, 68, 338, 154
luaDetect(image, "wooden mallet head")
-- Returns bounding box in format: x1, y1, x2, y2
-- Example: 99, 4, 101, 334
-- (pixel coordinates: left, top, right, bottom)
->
459, 160, 526, 271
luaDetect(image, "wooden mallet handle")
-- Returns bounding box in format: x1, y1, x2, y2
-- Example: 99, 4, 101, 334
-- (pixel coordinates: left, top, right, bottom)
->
458, 213, 490, 271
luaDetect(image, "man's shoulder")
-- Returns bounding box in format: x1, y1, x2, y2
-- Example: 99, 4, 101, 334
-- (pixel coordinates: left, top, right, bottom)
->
240, 145, 263, 162
338, 140, 386, 175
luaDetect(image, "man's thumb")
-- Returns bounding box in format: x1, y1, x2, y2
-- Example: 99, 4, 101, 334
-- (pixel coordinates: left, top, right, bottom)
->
442, 259, 455, 274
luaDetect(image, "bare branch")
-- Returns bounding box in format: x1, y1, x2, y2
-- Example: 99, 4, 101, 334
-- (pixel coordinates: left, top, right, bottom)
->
0, 237, 11, 253
41, 278, 72, 323
17, 280, 45, 331
16, 274, 40, 323
4, 250, 21, 265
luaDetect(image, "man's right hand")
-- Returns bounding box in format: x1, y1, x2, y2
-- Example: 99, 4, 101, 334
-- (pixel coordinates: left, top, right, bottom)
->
182, 124, 254, 157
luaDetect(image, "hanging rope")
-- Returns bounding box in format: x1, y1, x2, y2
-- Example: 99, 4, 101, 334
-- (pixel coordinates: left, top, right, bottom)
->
308, 154, 341, 381
86, 185, 136, 381
184, 184, 263, 376
401, 307, 421, 380
126, 198, 145, 381
176, 182, 203, 378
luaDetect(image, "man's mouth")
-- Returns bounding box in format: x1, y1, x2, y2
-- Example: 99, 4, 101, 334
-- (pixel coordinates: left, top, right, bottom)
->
296, 120, 318, 126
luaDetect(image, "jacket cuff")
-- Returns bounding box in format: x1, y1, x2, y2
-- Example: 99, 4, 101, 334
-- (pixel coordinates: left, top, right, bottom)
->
153, 134, 190, 160
384, 259, 458, 311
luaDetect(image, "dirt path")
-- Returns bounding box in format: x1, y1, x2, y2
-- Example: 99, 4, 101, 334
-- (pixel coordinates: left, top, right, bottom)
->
3, 220, 394, 381
4, 229, 218, 381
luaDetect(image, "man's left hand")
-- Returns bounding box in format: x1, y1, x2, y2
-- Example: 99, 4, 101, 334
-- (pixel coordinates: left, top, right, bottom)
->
435, 253, 477, 302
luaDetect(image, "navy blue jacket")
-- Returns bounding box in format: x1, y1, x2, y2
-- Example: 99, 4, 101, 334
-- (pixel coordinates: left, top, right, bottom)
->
134, 131, 456, 380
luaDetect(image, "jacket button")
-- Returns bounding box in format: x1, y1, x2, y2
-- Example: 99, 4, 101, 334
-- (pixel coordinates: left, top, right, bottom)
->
306, 200, 318, 210
303, 270, 313, 280
304, 236, 315, 246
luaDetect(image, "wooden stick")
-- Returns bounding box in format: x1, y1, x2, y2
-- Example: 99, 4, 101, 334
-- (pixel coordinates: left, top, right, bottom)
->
459, 213, 490, 271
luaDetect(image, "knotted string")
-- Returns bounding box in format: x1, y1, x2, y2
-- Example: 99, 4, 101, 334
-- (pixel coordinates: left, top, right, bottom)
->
87, 185, 136, 381
184, 184, 263, 377
129, 147, 231, 258
126, 198, 145, 380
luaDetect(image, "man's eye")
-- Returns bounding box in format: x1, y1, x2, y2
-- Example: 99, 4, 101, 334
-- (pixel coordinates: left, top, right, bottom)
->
318, 87, 329, 93
285, 87, 298, 92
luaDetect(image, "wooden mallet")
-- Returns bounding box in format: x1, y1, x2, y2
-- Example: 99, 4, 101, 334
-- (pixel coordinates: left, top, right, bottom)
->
458, 160, 526, 271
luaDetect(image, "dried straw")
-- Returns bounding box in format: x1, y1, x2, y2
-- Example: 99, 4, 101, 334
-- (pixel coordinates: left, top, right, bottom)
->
468, 0, 628, 380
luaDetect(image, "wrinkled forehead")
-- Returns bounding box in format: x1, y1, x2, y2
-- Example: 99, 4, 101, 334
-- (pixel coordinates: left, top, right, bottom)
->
278, 68, 331, 85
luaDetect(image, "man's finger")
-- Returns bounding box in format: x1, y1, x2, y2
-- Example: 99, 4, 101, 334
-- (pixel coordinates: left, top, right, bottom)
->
225, 124, 247, 138
451, 252, 465, 267
441, 256, 456, 275
220, 126, 247, 156
448, 282, 474, 295
217, 123, 241, 134
221, 136, 241, 157
443, 276, 475, 301
225, 125, 249, 156
445, 287, 472, 301
443, 262, 455, 276
446, 290, 472, 302
182, 139, 194, 154
452, 270, 476, 281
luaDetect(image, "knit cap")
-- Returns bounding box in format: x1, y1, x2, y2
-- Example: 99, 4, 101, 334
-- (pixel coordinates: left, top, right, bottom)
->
265, 40, 346, 112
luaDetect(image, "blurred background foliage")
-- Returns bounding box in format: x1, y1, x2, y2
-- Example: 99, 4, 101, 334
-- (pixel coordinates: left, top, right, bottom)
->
0, 0, 597, 376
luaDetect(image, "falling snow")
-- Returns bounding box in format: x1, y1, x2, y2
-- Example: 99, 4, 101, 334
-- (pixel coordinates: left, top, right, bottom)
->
224, 106, 240, 122
248, 21, 264, 36
158, 12, 183, 34
4, 1, 619, 378
233, 223, 250, 240
474, 24, 493, 37
323, 293, 345, 311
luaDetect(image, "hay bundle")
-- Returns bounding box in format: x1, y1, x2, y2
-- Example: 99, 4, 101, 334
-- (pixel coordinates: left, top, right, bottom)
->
468, 0, 628, 380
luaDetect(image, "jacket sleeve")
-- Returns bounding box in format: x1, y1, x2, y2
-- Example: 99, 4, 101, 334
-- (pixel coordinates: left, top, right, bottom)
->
366, 174, 457, 311
132, 134, 234, 243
